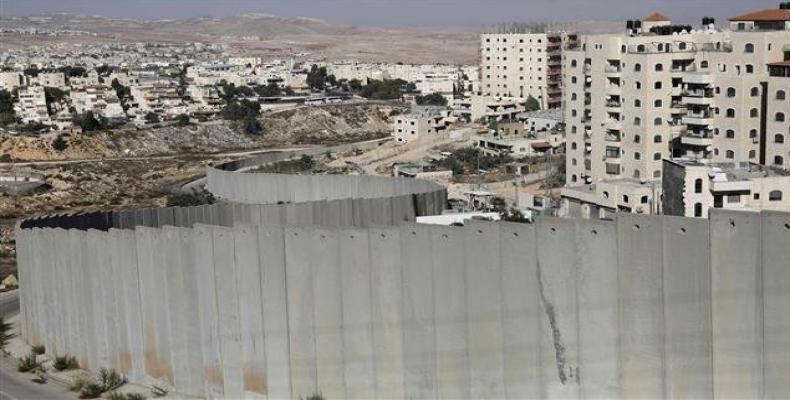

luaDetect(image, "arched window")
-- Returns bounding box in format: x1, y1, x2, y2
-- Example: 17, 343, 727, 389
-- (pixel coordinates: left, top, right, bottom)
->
657, 43, 664, 52
571, 126, 577, 133
769, 190, 783, 201
571, 93, 577, 100
749, 150, 756, 159
635, 81, 642, 89
777, 112, 786, 122
571, 174, 577, 183
751, 87, 759, 96
745, 43, 754, 53
694, 203, 703, 217
634, 135, 641, 143
777, 90, 786, 100
750, 108, 759, 118
654, 99, 662, 107
726, 150, 735, 159
603, 191, 609, 199
655, 63, 663, 72
571, 60, 577, 67
653, 152, 661, 160
694, 178, 703, 193
571, 142, 577, 150
634, 117, 641, 126
701, 60, 709, 69
621, 45, 626, 53
726, 87, 736, 97
634, 63, 641, 72
654, 135, 662, 143
679, 42, 687, 50
775, 134, 784, 143
749, 129, 758, 138
637, 44, 646, 53
633, 169, 640, 179
572, 158, 577, 165
726, 129, 735, 138
775, 156, 785, 166
654, 81, 662, 89
635, 99, 641, 107
654, 117, 662, 125
726, 109, 736, 118
746, 64, 754, 74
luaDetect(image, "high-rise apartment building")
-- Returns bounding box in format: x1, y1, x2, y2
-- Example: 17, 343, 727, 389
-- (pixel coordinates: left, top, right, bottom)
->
564, 7, 790, 187
480, 30, 579, 109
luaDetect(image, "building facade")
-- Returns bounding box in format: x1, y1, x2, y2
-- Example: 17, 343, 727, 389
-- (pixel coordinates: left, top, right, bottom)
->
480, 30, 578, 109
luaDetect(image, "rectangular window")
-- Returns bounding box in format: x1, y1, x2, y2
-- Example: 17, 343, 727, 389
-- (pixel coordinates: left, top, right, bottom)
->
727, 194, 741, 204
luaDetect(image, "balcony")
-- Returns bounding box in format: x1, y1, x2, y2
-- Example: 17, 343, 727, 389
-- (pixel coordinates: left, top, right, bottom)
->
605, 118, 622, 131
682, 111, 713, 126
683, 95, 714, 106
681, 135, 713, 147
682, 72, 713, 85
604, 65, 622, 77
606, 84, 622, 95
711, 180, 750, 192
605, 131, 621, 142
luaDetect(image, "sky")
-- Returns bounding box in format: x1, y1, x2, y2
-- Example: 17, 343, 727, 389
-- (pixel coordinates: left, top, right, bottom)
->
0, 0, 782, 27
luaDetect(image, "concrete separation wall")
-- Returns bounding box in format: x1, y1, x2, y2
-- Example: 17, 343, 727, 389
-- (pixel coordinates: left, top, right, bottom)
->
15, 210, 790, 399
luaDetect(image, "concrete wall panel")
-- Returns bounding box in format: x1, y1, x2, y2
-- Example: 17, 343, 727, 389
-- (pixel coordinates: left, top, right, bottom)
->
762, 212, 790, 398
498, 222, 542, 398
211, 226, 245, 399
710, 210, 763, 399
257, 225, 292, 400
464, 221, 506, 399
574, 218, 620, 398
232, 225, 268, 398
617, 214, 664, 398
367, 226, 405, 399
400, 224, 437, 399
339, 229, 376, 399
192, 225, 224, 398
430, 225, 470, 399
284, 226, 318, 399
662, 216, 712, 398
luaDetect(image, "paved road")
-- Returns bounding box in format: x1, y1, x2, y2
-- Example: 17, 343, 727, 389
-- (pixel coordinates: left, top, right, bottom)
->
0, 291, 76, 400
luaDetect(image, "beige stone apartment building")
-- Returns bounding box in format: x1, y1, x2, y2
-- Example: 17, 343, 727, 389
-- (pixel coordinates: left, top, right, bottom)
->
663, 159, 790, 218
480, 29, 579, 109
564, 7, 790, 187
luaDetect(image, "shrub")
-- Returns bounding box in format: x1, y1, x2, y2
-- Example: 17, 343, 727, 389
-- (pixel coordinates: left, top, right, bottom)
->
54, 355, 79, 371
99, 367, 126, 391
106, 392, 146, 400
150, 385, 167, 398
166, 188, 216, 207
52, 135, 69, 151
31, 344, 46, 355
0, 316, 12, 349
79, 382, 104, 399
303, 393, 325, 400
17, 352, 39, 373
69, 378, 86, 392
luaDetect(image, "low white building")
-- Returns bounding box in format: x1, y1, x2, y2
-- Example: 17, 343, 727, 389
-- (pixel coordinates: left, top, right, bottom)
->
473, 130, 564, 157
71, 85, 126, 119
560, 178, 663, 219
31, 72, 66, 89
392, 106, 452, 144
0, 72, 25, 92
13, 86, 50, 125
662, 159, 790, 218
129, 81, 187, 117
453, 94, 527, 123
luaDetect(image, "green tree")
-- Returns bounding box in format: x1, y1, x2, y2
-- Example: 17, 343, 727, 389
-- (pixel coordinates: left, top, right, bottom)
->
222, 100, 260, 121
348, 79, 363, 91
166, 189, 216, 207
75, 111, 101, 132
415, 93, 448, 106
52, 136, 69, 151
254, 82, 282, 97
145, 112, 160, 124
307, 64, 329, 91
24, 65, 40, 78
0, 90, 15, 125
175, 114, 190, 127
525, 95, 541, 111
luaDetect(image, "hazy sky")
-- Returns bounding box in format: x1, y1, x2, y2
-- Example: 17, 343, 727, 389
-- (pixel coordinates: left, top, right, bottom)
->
0, 0, 781, 27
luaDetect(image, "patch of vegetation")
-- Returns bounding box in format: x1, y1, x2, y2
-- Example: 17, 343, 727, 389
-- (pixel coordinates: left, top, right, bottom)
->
17, 352, 39, 373
174, 114, 190, 127
415, 92, 448, 107
436, 147, 513, 176
150, 385, 168, 398
144, 112, 160, 124
306, 64, 336, 91
54, 355, 80, 371
359, 79, 414, 100
106, 392, 146, 400
31, 344, 46, 354
79, 382, 105, 399
32, 372, 47, 384
501, 208, 531, 223
525, 95, 541, 111
99, 367, 127, 392
303, 393, 325, 400
166, 188, 216, 207
256, 155, 316, 174
69, 378, 87, 392
219, 82, 255, 102
0, 317, 13, 350
543, 158, 566, 189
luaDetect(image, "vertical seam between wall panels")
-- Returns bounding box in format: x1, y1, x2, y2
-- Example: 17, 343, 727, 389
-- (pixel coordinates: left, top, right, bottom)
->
280, 227, 294, 399
660, 217, 667, 399
759, 214, 765, 399
367, 230, 379, 399
398, 228, 408, 399
498, 223, 508, 398
574, 220, 582, 399
707, 214, 715, 399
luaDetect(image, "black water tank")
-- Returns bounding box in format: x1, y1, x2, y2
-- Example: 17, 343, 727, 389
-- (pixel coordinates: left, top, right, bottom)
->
780, 2, 790, 10
627, 20, 634, 29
